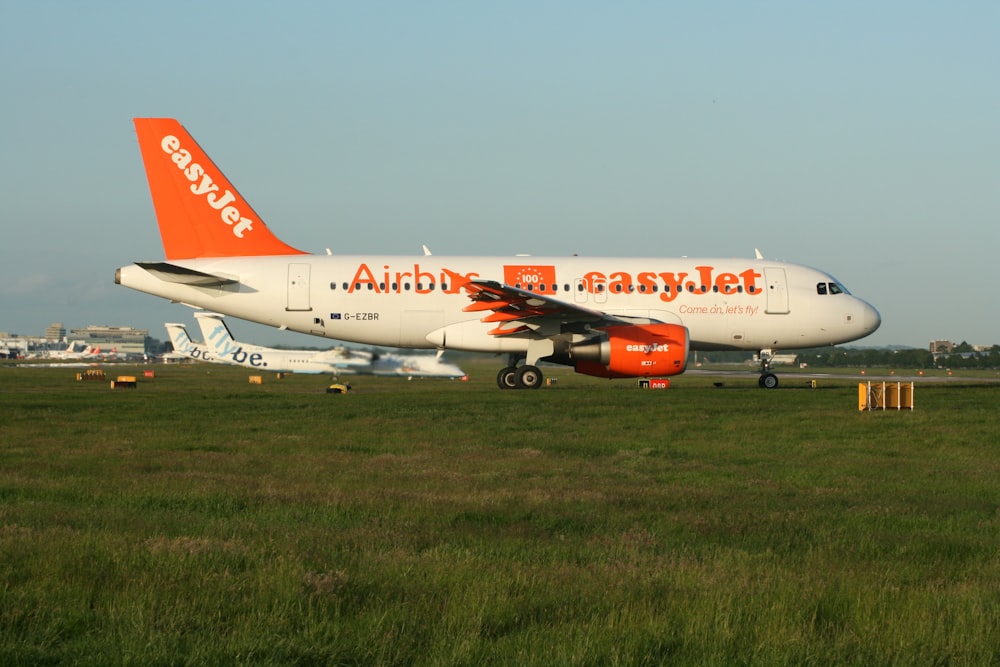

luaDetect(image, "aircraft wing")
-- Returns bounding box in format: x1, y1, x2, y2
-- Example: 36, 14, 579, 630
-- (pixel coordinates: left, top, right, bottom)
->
462, 279, 631, 336
312, 346, 375, 366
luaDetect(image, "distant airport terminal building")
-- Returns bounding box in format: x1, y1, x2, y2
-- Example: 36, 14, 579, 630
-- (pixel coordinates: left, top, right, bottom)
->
45, 322, 67, 341
67, 325, 150, 357
2, 323, 154, 358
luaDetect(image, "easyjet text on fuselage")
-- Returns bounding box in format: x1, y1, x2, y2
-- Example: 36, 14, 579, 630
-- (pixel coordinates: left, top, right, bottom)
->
583, 266, 762, 303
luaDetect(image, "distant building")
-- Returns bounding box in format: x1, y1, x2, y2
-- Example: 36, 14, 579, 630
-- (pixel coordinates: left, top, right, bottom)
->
45, 322, 66, 342
67, 325, 151, 357
929, 340, 954, 355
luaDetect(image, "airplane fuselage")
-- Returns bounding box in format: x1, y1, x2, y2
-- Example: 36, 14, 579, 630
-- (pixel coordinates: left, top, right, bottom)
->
119, 254, 880, 353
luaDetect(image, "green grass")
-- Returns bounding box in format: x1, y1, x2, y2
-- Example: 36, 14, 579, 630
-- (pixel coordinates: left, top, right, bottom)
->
1, 362, 999, 665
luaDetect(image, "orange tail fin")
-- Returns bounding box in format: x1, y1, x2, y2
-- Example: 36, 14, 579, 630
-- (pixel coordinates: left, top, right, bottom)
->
133, 118, 305, 259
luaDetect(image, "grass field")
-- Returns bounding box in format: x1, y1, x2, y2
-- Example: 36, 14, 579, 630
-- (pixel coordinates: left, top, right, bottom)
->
2, 361, 999, 665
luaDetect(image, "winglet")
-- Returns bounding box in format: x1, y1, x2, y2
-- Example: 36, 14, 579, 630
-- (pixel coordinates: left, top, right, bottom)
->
133, 118, 306, 259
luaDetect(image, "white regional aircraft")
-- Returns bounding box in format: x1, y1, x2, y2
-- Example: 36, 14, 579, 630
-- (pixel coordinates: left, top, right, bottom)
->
165, 319, 464, 378
118, 118, 881, 389
193, 312, 466, 378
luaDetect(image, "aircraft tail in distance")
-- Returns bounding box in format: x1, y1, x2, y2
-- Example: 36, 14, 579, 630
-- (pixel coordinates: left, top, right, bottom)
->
133, 118, 306, 260
164, 323, 214, 362
194, 312, 243, 359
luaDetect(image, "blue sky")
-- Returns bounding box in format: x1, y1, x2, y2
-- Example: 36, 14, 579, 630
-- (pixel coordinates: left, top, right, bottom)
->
1, 1, 997, 348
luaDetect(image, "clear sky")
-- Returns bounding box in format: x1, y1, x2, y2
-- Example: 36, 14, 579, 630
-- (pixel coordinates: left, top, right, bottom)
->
2, 1, 997, 348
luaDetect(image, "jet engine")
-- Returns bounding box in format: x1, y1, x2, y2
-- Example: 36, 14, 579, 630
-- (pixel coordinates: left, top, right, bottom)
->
568, 323, 689, 379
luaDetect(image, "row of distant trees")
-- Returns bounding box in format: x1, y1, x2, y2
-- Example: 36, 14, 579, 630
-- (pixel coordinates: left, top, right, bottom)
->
697, 344, 1000, 370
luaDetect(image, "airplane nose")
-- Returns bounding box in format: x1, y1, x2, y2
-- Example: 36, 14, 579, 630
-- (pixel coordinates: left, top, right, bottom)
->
863, 301, 881, 333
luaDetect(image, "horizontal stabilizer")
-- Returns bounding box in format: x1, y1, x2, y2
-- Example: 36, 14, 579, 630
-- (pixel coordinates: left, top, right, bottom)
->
136, 262, 238, 287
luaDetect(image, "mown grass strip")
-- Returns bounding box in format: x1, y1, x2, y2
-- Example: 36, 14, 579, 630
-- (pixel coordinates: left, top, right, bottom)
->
1, 363, 998, 665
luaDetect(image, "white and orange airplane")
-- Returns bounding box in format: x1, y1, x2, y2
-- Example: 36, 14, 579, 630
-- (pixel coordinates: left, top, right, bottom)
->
117, 118, 881, 389
46, 342, 115, 361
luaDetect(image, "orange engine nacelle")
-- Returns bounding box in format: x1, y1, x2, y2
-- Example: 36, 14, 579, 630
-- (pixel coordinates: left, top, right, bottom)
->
572, 323, 689, 379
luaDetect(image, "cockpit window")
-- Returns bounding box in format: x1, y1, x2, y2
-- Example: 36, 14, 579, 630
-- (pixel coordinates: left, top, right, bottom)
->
818, 281, 848, 295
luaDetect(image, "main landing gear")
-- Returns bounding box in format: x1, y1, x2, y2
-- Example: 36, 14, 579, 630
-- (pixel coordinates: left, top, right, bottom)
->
496, 355, 543, 390
757, 348, 779, 389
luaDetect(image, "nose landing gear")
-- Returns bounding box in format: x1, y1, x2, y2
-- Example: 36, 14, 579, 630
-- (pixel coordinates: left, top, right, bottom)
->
758, 349, 779, 389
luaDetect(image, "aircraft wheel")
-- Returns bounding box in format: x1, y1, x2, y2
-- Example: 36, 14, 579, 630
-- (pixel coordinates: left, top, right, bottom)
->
759, 372, 779, 389
497, 367, 518, 389
515, 365, 543, 390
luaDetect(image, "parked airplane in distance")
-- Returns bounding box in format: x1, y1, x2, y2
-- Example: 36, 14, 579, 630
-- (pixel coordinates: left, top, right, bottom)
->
46, 342, 112, 360
193, 312, 466, 378
118, 118, 881, 389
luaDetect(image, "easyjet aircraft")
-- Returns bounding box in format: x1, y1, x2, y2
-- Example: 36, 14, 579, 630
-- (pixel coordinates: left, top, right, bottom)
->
47, 342, 104, 360
117, 118, 881, 389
